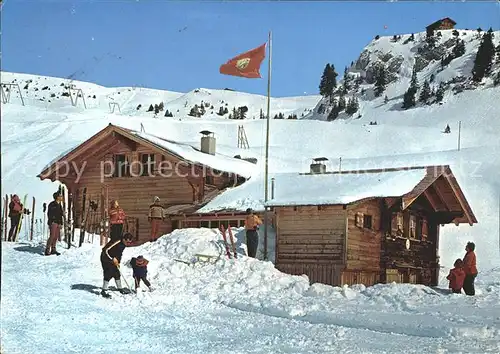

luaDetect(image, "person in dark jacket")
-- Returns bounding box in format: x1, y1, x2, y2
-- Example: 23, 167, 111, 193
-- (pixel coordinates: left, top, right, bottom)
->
7, 194, 23, 242
462, 241, 478, 296
244, 208, 262, 258
45, 192, 63, 256
100, 232, 134, 298
130, 255, 153, 291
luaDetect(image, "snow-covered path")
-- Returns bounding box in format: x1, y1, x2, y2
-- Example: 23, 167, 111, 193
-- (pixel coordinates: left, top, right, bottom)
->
2, 240, 500, 354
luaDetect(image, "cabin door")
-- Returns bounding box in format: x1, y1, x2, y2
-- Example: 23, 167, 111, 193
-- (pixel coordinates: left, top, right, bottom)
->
124, 217, 139, 242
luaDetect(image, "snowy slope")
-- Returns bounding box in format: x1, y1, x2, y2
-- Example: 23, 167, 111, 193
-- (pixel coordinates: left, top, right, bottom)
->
0, 71, 319, 120
308, 29, 500, 121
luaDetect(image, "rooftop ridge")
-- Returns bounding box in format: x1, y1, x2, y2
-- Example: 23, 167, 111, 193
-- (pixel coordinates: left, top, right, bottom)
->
299, 165, 449, 175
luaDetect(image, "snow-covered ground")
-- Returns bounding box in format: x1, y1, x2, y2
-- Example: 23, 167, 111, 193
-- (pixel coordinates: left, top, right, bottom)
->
2, 230, 500, 353
2, 27, 500, 352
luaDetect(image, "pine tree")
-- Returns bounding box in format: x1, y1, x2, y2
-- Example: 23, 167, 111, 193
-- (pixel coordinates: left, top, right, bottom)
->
402, 66, 419, 109
319, 64, 331, 97
374, 65, 388, 97
435, 82, 446, 103
224, 107, 229, 115
345, 97, 359, 116
419, 80, 432, 104
494, 71, 500, 86
319, 63, 338, 97
452, 39, 466, 58
147, 104, 154, 112
259, 108, 264, 119
384, 95, 389, 104
217, 106, 225, 116
232, 107, 238, 119
472, 30, 495, 82
327, 104, 339, 121
338, 95, 346, 111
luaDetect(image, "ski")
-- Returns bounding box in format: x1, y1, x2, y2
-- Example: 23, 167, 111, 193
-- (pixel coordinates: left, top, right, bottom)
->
15, 194, 28, 242
3, 194, 8, 241
30, 196, 35, 241
219, 224, 232, 259
227, 226, 237, 259
0, 197, 5, 241
79, 187, 87, 247
61, 185, 70, 249
42, 202, 47, 243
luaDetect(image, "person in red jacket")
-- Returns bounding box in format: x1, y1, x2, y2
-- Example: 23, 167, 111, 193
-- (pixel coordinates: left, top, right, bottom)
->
462, 241, 478, 296
7, 194, 23, 242
108, 200, 126, 242
447, 259, 465, 294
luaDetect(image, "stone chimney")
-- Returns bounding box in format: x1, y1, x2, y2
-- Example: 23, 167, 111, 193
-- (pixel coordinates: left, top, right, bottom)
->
310, 157, 328, 174
200, 130, 216, 155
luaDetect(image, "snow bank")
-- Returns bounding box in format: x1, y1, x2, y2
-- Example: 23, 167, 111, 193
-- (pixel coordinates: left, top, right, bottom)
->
122, 228, 500, 343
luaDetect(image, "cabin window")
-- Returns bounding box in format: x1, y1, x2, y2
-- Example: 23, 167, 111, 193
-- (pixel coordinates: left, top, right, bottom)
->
113, 154, 129, 177
141, 153, 155, 176
355, 212, 364, 227
421, 219, 428, 240
200, 221, 209, 228
219, 220, 229, 229
205, 175, 214, 185
363, 215, 373, 229
229, 220, 238, 227
409, 215, 417, 238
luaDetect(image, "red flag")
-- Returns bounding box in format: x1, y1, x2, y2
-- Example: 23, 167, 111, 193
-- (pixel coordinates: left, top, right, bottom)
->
219, 43, 267, 78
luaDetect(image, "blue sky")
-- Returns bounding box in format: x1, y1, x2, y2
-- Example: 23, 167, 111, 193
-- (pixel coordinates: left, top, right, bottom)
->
2, 1, 499, 96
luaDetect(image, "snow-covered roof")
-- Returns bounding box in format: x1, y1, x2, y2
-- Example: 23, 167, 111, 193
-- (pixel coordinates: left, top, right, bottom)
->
197, 168, 428, 213
130, 130, 256, 179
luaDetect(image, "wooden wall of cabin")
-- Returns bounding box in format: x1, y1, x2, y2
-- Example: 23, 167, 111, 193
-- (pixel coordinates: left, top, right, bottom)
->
343, 199, 383, 286
69, 140, 203, 243
381, 195, 440, 286
274, 205, 346, 286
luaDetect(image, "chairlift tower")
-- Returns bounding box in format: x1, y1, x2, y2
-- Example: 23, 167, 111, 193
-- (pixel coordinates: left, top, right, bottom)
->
237, 125, 250, 149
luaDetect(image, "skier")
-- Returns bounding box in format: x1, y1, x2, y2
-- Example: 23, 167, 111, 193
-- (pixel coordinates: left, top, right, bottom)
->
462, 241, 478, 296
446, 259, 465, 294
244, 208, 262, 258
444, 124, 451, 133
108, 200, 126, 242
148, 196, 165, 242
45, 192, 63, 255
7, 194, 23, 241
130, 255, 153, 292
100, 232, 134, 298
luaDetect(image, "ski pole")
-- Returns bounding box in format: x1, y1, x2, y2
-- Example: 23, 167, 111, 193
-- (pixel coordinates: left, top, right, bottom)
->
116, 265, 133, 292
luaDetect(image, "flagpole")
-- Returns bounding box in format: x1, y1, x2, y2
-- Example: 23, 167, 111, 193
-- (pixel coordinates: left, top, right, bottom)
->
264, 30, 272, 261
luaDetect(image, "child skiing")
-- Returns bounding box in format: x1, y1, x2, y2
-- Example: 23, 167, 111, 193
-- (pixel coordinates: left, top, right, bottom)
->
447, 259, 465, 294
100, 232, 134, 298
131, 255, 153, 292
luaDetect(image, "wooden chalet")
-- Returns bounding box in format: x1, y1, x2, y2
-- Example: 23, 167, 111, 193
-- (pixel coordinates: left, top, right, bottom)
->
37, 124, 256, 244
266, 160, 477, 287
426, 18, 457, 36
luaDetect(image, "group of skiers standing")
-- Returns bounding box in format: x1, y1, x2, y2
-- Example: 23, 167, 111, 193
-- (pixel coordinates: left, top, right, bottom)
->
6, 192, 62, 256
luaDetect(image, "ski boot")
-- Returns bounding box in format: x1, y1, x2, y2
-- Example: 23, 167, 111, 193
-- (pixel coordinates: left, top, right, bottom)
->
101, 290, 111, 298
119, 288, 132, 295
